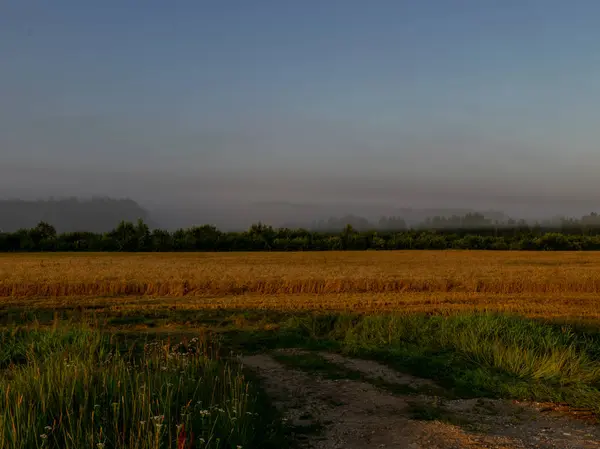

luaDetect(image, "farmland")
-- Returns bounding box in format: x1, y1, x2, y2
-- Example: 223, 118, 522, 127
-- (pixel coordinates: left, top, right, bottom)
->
2, 251, 600, 318
2, 251, 600, 448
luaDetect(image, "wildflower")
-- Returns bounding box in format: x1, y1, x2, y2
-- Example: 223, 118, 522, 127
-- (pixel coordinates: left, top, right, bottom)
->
177, 423, 187, 449
155, 424, 163, 430
44, 426, 52, 431
140, 421, 146, 425
237, 446, 243, 449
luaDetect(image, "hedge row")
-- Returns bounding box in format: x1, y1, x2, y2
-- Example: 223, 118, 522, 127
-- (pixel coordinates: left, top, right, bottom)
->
3, 220, 600, 251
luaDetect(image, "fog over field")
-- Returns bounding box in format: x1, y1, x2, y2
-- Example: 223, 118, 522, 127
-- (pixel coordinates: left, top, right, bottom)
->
2, 2, 600, 229
2, 163, 599, 230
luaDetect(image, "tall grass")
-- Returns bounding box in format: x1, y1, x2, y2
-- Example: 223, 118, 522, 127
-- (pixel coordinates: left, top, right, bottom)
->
0, 327, 265, 449
287, 313, 600, 410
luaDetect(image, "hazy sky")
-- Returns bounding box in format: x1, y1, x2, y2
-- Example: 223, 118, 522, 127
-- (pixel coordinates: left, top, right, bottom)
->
2, 1, 600, 215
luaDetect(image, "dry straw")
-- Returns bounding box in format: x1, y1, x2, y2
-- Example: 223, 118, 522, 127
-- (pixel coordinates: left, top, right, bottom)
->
1, 251, 599, 299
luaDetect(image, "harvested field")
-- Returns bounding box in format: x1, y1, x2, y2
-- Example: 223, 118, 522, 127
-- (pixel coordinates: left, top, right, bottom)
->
2, 252, 600, 318
3, 251, 600, 295
4, 292, 600, 320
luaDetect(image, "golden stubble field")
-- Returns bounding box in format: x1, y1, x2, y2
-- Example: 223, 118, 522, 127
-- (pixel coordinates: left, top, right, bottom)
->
1, 251, 600, 318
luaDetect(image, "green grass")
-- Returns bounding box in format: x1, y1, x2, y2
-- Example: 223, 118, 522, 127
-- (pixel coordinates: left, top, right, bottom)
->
270, 351, 442, 397
181, 311, 600, 413
0, 326, 288, 449
2, 309, 600, 444
271, 351, 364, 382
227, 311, 600, 412
280, 313, 600, 412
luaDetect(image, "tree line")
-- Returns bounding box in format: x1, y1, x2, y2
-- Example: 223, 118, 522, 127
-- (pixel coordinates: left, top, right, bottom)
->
4, 219, 600, 252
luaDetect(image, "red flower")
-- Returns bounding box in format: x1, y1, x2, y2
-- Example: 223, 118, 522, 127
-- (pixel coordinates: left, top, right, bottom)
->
177, 424, 188, 449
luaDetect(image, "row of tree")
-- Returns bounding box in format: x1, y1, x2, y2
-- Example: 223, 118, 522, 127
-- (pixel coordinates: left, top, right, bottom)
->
4, 220, 600, 252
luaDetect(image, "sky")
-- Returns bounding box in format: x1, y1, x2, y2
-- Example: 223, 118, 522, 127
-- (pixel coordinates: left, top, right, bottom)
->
2, 0, 600, 218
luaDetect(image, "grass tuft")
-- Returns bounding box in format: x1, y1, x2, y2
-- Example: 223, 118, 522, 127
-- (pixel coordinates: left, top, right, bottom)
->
0, 326, 286, 449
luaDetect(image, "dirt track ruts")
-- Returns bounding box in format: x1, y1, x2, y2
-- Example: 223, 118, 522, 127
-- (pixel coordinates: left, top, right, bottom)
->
242, 350, 600, 449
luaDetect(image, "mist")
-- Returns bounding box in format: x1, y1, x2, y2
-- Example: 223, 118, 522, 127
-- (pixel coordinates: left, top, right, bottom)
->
2, 1, 600, 229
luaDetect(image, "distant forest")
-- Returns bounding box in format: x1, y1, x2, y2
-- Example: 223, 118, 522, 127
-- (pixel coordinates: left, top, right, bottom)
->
3, 198, 600, 251
4, 217, 600, 252
0, 198, 155, 233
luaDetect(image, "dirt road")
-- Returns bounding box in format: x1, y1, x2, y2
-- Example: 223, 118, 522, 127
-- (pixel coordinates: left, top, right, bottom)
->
243, 350, 600, 449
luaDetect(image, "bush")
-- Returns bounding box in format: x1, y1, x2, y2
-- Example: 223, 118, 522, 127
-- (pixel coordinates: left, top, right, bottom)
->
3, 220, 600, 252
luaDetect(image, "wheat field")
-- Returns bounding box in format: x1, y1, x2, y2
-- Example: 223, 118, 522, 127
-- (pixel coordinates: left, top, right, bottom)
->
1, 251, 600, 318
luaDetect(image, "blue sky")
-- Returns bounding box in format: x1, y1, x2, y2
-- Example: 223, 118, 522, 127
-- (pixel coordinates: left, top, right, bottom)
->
2, 1, 600, 214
